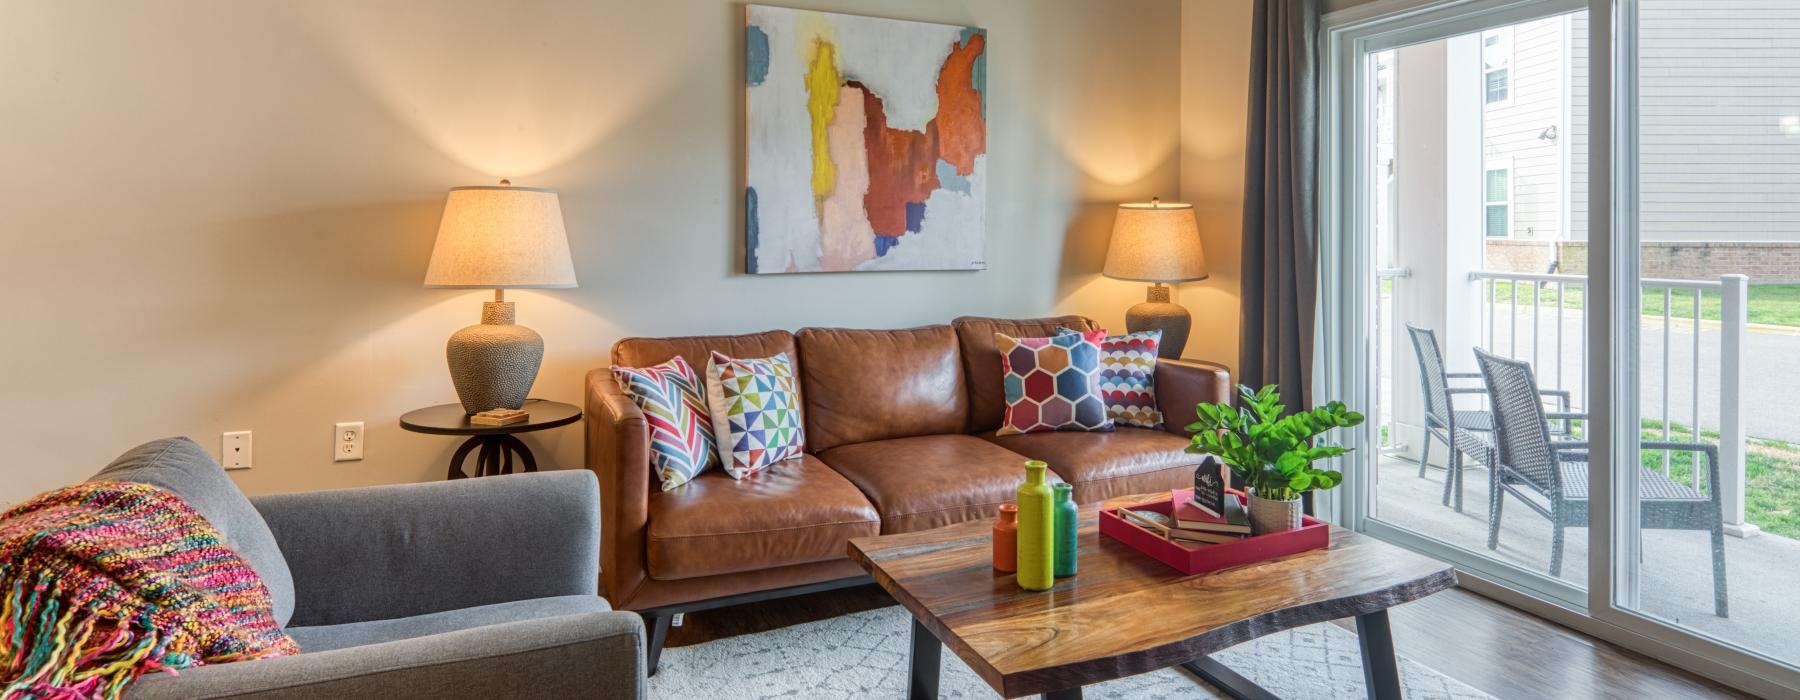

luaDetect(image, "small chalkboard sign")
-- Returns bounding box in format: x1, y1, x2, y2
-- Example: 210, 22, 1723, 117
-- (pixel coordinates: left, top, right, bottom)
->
1191, 454, 1226, 518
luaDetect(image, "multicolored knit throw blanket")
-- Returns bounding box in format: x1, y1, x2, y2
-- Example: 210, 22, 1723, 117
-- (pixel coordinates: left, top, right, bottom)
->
0, 481, 298, 700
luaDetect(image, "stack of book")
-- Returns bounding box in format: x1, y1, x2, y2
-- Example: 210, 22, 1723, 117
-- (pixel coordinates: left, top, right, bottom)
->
1166, 491, 1250, 544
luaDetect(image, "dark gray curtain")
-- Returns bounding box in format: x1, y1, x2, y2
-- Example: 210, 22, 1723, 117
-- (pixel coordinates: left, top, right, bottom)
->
1239, 0, 1320, 410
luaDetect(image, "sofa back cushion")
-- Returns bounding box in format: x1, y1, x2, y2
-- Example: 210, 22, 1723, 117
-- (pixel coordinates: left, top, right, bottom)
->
89, 437, 296, 627
795, 325, 968, 452
952, 315, 1099, 433
612, 329, 797, 375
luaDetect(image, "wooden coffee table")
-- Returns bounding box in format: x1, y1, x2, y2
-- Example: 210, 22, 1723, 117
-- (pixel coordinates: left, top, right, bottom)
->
847, 495, 1457, 699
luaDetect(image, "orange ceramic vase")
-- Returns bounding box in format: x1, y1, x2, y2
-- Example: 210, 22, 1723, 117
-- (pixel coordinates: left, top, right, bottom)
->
992, 504, 1019, 572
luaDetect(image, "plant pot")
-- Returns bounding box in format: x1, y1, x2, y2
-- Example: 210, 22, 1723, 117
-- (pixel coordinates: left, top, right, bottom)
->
1248, 492, 1304, 535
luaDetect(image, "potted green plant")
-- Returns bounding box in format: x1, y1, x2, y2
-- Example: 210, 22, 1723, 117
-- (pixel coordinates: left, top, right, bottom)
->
1186, 384, 1365, 534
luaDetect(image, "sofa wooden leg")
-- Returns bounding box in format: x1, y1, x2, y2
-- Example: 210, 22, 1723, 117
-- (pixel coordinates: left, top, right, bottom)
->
641, 610, 672, 677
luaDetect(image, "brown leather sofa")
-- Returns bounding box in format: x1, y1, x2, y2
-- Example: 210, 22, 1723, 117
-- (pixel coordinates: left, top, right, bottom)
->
584, 315, 1230, 670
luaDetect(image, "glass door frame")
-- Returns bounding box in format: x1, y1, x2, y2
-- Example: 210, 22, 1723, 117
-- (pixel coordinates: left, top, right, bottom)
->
1319, 0, 1800, 695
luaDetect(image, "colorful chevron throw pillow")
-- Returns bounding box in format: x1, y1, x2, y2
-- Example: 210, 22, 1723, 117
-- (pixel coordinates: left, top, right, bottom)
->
1060, 328, 1163, 428
705, 351, 805, 478
995, 330, 1114, 436
612, 356, 718, 491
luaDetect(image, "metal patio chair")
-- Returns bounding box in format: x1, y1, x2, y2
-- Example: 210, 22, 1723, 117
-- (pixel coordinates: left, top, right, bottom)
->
1407, 325, 1570, 512
1475, 349, 1728, 617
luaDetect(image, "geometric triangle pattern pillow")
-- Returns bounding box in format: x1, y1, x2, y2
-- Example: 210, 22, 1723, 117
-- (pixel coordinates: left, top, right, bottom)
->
704, 351, 805, 478
1060, 327, 1163, 428
994, 330, 1115, 436
611, 356, 718, 491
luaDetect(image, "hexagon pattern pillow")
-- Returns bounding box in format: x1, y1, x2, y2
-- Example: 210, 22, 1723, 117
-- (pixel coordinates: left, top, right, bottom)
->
611, 357, 718, 491
1059, 328, 1163, 428
994, 330, 1115, 436
704, 350, 805, 478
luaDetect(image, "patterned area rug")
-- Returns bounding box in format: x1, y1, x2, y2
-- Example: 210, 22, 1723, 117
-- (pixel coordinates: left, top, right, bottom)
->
651, 606, 1495, 699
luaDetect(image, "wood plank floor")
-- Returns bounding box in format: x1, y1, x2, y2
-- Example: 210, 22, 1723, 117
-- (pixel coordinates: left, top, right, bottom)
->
666, 583, 1748, 699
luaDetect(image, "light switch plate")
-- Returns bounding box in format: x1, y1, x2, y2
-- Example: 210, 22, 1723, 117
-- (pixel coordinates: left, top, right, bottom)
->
335, 421, 364, 462
222, 431, 252, 470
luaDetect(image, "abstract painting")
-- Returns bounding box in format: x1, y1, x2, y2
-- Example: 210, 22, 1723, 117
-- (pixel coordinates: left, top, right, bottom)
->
746, 5, 987, 274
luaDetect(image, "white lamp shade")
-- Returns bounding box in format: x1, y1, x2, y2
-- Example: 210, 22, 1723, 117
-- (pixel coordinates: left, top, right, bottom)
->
1102, 202, 1209, 283
424, 185, 578, 289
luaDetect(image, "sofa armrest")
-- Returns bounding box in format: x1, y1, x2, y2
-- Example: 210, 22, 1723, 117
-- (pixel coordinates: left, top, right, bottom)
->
252, 470, 601, 627
1155, 359, 1232, 437
585, 368, 653, 609
127, 611, 645, 700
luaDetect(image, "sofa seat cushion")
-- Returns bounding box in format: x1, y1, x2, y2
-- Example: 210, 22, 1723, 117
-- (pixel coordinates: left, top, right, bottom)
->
647, 455, 879, 580
819, 434, 1060, 534
983, 427, 1201, 503
286, 595, 609, 653
91, 437, 297, 627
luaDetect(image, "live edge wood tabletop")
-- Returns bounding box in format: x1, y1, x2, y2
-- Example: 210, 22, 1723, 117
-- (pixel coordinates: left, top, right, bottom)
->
847, 494, 1459, 700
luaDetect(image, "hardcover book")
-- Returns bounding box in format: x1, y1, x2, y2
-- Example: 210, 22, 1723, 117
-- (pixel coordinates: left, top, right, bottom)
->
1175, 493, 1251, 534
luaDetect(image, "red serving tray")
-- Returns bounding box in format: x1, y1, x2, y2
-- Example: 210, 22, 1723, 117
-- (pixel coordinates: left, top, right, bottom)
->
1099, 488, 1329, 575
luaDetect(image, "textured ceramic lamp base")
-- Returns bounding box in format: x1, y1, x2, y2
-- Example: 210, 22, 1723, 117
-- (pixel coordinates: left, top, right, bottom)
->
446, 301, 544, 414
1125, 284, 1190, 360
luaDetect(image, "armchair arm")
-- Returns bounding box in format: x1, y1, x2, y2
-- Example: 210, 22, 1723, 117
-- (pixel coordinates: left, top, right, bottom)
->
127, 612, 645, 700
1445, 372, 1483, 379
1153, 358, 1232, 437
585, 368, 653, 609
252, 470, 601, 627
1553, 441, 1722, 500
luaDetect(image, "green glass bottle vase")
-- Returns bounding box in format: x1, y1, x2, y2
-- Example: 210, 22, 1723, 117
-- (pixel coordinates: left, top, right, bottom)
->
1015, 460, 1056, 591
1052, 482, 1077, 578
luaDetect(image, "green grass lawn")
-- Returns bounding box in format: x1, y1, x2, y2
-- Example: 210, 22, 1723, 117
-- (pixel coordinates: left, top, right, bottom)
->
1636, 420, 1800, 540
1484, 281, 1800, 327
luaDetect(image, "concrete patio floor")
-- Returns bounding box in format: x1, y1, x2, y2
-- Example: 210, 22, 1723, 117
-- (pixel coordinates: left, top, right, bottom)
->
1373, 455, 1800, 664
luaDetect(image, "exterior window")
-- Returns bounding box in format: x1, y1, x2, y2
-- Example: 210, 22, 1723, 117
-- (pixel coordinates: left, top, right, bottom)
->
1483, 29, 1511, 104
1484, 167, 1511, 237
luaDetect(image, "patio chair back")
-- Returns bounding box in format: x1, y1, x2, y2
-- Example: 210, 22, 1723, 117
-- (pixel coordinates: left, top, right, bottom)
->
1475, 349, 1560, 495
1406, 325, 1453, 427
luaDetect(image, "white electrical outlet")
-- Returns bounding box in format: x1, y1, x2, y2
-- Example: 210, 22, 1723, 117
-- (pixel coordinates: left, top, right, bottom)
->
222, 431, 252, 470
335, 421, 364, 462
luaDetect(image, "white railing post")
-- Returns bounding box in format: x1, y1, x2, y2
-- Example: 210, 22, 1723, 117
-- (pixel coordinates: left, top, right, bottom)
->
1719, 274, 1757, 538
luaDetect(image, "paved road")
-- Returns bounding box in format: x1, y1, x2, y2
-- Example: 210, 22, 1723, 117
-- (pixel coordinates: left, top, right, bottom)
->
1382, 308, 1800, 443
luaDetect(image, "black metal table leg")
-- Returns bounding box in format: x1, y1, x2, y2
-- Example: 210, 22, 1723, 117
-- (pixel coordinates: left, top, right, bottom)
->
909, 618, 941, 700
447, 437, 481, 479
500, 433, 538, 472
1356, 610, 1401, 700
448, 434, 544, 478
1180, 655, 1280, 700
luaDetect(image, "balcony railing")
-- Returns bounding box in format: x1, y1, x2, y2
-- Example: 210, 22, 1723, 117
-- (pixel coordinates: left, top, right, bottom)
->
1465, 270, 1753, 537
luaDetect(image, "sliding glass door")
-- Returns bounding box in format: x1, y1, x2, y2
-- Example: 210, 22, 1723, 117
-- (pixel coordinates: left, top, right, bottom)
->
1324, 0, 1800, 693
1326, 0, 1594, 608
1610, 0, 1800, 670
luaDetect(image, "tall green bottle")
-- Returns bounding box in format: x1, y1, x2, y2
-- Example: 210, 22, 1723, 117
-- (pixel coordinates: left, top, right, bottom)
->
1052, 482, 1078, 578
1015, 460, 1056, 591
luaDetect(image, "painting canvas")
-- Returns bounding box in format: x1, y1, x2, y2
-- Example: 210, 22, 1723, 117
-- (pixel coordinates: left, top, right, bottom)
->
746, 5, 987, 274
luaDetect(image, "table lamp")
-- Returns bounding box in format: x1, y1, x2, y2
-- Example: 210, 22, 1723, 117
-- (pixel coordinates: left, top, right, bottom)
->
1102, 198, 1208, 360
425, 181, 578, 415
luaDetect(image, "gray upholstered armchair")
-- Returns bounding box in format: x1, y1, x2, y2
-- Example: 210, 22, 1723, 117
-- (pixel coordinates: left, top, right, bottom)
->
91, 438, 645, 700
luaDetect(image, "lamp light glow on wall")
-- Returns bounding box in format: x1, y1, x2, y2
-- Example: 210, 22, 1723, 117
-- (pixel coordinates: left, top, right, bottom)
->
1103, 198, 1208, 360
425, 181, 577, 414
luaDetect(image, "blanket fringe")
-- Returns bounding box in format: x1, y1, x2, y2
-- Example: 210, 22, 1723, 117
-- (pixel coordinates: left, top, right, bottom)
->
1, 571, 183, 700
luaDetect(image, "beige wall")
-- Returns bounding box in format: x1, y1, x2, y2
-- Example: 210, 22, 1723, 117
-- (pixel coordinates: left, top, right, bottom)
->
0, 0, 1187, 504
1178, 0, 1255, 375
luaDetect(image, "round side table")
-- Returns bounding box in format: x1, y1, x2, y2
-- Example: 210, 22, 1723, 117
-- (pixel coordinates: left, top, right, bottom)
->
399, 399, 581, 480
